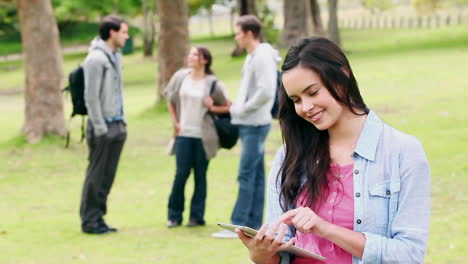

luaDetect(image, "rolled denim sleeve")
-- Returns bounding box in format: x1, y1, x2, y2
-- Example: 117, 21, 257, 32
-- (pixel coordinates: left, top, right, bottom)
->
266, 146, 294, 264
278, 252, 291, 264
362, 136, 430, 263
266, 146, 287, 233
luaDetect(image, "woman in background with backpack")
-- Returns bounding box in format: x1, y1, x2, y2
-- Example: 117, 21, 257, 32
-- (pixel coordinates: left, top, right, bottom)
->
163, 46, 231, 228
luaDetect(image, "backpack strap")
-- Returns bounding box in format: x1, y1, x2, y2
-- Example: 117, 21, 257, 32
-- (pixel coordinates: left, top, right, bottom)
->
208, 80, 217, 120
209, 79, 217, 96
65, 132, 70, 148
64, 116, 87, 148
80, 116, 86, 143
93, 47, 114, 67
65, 115, 73, 148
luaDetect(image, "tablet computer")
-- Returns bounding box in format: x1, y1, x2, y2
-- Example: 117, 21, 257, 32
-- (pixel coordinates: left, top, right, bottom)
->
217, 223, 326, 260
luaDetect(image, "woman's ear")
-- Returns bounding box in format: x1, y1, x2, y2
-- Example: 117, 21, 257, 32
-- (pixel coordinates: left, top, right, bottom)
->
341, 67, 350, 78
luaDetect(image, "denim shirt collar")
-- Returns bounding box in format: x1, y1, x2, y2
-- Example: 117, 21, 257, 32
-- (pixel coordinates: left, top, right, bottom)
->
353, 110, 383, 162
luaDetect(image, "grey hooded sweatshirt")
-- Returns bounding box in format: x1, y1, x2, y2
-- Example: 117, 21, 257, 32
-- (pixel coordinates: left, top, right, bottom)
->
83, 37, 125, 137
230, 43, 281, 126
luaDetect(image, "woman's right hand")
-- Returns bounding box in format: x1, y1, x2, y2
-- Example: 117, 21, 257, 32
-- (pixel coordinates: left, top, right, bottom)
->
204, 96, 214, 110
173, 123, 180, 136
236, 223, 295, 264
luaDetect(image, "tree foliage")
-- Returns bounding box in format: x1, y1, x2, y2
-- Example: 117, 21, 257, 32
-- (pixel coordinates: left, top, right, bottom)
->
1, 0, 145, 39
411, 0, 468, 13
188, 0, 216, 16
411, 0, 444, 13
51, 0, 142, 22
361, 0, 393, 12
0, 1, 18, 37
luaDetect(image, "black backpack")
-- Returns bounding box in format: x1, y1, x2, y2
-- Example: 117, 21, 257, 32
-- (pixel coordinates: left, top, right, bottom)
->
64, 66, 87, 117
271, 70, 281, 119
208, 80, 239, 149
63, 65, 87, 148
63, 49, 111, 147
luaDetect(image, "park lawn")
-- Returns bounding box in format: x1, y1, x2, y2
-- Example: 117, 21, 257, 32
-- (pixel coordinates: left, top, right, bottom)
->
1, 25, 467, 263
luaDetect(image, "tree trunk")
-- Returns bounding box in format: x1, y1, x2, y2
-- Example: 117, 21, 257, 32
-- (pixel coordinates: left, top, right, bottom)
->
231, 0, 259, 57
157, 0, 189, 102
239, 0, 258, 15
230, 6, 235, 35
327, 0, 341, 46
208, 7, 214, 37
17, 0, 66, 144
310, 0, 325, 36
142, 0, 156, 57
281, 0, 313, 48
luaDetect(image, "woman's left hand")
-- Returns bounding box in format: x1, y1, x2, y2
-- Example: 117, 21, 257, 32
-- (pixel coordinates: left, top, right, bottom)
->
236, 223, 295, 264
275, 207, 330, 237
204, 96, 214, 109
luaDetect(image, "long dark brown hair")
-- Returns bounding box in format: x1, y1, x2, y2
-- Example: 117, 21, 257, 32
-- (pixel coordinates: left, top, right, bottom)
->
278, 37, 369, 211
195, 46, 214, 75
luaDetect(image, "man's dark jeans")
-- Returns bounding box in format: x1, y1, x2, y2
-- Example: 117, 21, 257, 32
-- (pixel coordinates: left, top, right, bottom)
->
231, 124, 270, 229
80, 120, 126, 231
168, 136, 209, 224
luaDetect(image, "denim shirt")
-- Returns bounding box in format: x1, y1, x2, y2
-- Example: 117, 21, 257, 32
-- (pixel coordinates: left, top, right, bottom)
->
266, 110, 430, 264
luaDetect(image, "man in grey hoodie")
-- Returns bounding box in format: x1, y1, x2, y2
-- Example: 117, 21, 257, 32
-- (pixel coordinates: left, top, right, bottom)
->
79, 15, 129, 234
213, 15, 281, 238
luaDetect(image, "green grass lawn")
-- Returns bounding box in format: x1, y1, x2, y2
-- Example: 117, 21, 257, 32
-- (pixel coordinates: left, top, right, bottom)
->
1, 25, 467, 263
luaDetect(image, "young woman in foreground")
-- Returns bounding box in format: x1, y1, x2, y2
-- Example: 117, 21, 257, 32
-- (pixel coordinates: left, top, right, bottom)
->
236, 37, 430, 264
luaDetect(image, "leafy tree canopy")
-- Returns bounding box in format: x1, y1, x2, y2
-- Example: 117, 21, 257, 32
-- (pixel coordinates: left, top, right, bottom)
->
52, 0, 142, 22
360, 0, 394, 12
188, 0, 216, 16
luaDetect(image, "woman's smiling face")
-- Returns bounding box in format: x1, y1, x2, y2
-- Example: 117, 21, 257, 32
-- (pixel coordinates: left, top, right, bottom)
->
187, 47, 206, 69
282, 66, 345, 131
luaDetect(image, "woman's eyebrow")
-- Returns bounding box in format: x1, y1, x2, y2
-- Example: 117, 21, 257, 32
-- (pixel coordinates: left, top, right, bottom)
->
301, 83, 319, 93
288, 83, 319, 99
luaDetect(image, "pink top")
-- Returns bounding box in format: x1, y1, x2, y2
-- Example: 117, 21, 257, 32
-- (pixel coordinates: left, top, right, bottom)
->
292, 163, 355, 264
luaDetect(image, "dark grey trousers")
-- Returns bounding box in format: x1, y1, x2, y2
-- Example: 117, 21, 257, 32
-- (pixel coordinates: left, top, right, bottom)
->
80, 120, 127, 230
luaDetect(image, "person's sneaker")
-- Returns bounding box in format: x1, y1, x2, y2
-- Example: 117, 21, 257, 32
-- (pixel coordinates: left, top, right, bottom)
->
167, 220, 181, 228
97, 219, 118, 232
82, 223, 115, 235
99, 222, 117, 232
211, 229, 238, 238
186, 219, 205, 227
